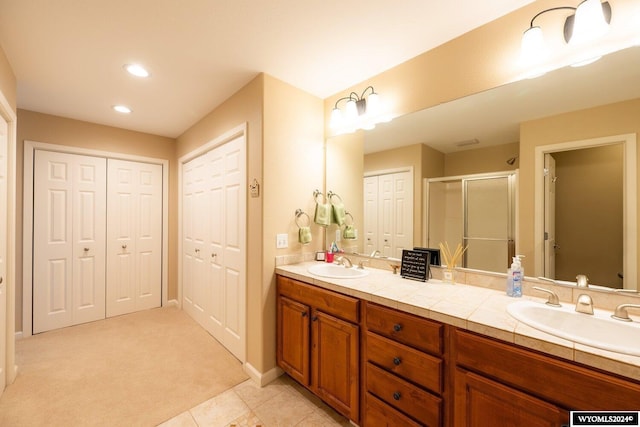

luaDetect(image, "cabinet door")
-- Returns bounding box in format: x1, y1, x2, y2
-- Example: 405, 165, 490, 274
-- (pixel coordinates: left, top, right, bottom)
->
454, 368, 568, 427
277, 295, 310, 386
312, 310, 359, 423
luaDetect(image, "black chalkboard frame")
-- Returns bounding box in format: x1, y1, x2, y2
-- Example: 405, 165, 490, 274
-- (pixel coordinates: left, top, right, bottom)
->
400, 249, 430, 282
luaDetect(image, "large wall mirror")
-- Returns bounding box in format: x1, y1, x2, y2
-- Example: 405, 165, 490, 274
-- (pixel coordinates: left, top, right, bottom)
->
326, 45, 640, 291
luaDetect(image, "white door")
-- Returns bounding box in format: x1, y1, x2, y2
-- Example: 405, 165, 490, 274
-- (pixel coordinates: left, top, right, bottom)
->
379, 174, 394, 257
182, 135, 246, 361
391, 171, 413, 259
106, 159, 162, 317
182, 153, 209, 327
33, 150, 106, 333
363, 176, 378, 255
544, 154, 557, 278
0, 116, 8, 393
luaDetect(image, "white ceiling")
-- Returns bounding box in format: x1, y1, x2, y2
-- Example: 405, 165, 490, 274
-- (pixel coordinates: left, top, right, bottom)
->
0, 0, 535, 138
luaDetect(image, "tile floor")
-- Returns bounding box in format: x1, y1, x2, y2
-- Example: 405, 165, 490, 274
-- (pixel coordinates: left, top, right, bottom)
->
158, 374, 353, 427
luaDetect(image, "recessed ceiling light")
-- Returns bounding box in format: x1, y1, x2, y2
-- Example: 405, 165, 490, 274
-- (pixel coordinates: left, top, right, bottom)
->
113, 105, 132, 114
124, 64, 150, 78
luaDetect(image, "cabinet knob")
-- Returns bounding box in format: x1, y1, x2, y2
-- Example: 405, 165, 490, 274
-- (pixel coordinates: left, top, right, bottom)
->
393, 392, 401, 401
301, 312, 307, 317
393, 357, 402, 366
393, 323, 402, 332
311, 316, 318, 322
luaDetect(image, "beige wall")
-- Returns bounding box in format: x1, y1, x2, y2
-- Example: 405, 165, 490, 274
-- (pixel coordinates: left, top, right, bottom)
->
445, 142, 519, 176
520, 97, 640, 276
553, 145, 623, 286
0, 46, 16, 112
16, 109, 175, 331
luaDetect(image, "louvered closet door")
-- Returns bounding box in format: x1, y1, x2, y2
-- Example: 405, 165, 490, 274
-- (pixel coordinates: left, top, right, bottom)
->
106, 159, 162, 317
33, 150, 106, 333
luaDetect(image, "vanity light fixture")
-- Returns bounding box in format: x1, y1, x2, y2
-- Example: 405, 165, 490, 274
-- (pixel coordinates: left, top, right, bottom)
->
112, 105, 132, 114
521, 1, 611, 68
330, 86, 390, 134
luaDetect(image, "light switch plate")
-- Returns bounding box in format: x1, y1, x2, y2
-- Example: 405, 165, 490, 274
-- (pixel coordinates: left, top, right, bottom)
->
276, 233, 288, 249
335, 229, 341, 242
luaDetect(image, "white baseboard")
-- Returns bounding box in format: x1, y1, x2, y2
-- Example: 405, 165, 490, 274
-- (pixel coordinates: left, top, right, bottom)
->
165, 299, 179, 307
243, 362, 283, 387
15, 331, 23, 340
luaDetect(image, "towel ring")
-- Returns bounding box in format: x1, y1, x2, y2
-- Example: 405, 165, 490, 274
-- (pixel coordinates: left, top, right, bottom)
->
313, 189, 325, 203
295, 209, 311, 228
344, 212, 354, 226
327, 191, 343, 204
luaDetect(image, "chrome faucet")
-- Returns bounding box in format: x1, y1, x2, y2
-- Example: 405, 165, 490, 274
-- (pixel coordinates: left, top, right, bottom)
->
575, 294, 594, 315
370, 250, 381, 258
611, 304, 640, 322
335, 256, 353, 268
576, 274, 590, 288
532, 286, 561, 307
357, 259, 369, 270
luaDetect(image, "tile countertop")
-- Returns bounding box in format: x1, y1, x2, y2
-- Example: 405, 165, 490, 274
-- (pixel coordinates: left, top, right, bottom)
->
275, 261, 640, 381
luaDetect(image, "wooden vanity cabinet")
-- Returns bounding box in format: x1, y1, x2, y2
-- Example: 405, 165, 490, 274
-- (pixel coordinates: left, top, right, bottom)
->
453, 328, 640, 426
363, 302, 446, 426
276, 275, 360, 423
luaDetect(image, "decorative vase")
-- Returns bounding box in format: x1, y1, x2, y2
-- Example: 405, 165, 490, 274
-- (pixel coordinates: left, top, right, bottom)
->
443, 267, 456, 284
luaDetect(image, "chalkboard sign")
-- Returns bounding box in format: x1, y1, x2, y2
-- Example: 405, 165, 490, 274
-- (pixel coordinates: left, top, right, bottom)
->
401, 249, 430, 282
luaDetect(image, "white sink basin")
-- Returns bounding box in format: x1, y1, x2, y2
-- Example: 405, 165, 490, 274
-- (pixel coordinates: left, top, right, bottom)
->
307, 263, 370, 279
507, 300, 640, 357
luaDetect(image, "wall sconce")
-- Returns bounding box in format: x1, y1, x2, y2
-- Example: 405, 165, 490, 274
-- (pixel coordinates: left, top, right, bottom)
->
521, 0, 611, 68
330, 86, 390, 134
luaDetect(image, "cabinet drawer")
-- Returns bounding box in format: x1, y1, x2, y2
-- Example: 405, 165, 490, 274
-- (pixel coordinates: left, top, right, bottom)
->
277, 275, 359, 323
364, 393, 423, 427
365, 302, 442, 355
366, 331, 443, 394
366, 362, 441, 426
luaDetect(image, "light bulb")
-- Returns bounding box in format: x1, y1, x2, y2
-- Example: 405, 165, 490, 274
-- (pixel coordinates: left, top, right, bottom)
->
330, 107, 343, 130
570, 0, 609, 45
521, 26, 546, 66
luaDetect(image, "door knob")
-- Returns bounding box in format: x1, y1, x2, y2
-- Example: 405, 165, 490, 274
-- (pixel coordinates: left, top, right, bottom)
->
84, 247, 89, 252
0, 277, 3, 284
122, 244, 127, 249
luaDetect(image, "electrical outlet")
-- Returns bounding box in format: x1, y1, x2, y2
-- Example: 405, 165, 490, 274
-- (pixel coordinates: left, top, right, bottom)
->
276, 233, 288, 249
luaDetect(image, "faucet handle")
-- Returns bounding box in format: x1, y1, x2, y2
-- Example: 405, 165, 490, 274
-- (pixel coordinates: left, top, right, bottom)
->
576, 274, 590, 288
611, 304, 640, 322
532, 286, 561, 307
358, 259, 369, 270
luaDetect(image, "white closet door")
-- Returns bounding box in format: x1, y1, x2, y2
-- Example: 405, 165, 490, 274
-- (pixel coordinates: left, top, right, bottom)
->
210, 135, 245, 360
391, 171, 413, 259
106, 159, 162, 317
379, 174, 394, 257
363, 176, 378, 255
33, 150, 106, 333
0, 116, 7, 393
182, 134, 246, 361
182, 154, 209, 327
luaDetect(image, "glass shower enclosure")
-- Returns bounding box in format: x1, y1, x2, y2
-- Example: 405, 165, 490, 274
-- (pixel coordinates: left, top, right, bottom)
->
425, 171, 516, 272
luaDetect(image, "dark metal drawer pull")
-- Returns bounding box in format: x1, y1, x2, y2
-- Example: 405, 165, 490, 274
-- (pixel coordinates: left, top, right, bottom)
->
393, 323, 402, 332
393, 357, 402, 366
393, 391, 401, 401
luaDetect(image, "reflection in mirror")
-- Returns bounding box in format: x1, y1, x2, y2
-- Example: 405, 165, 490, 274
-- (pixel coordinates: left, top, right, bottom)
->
427, 171, 516, 272
325, 46, 640, 291
534, 134, 636, 290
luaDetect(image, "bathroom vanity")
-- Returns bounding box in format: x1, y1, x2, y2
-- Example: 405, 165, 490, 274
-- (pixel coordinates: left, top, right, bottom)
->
276, 263, 640, 426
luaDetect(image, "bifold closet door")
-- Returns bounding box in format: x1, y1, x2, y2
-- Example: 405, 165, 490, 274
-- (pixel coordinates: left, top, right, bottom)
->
182, 135, 246, 361
106, 159, 162, 317
33, 150, 106, 334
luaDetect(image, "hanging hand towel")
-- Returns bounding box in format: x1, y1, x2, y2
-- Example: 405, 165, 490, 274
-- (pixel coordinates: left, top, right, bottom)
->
313, 191, 331, 227
329, 192, 346, 226
343, 225, 356, 240
298, 226, 312, 244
